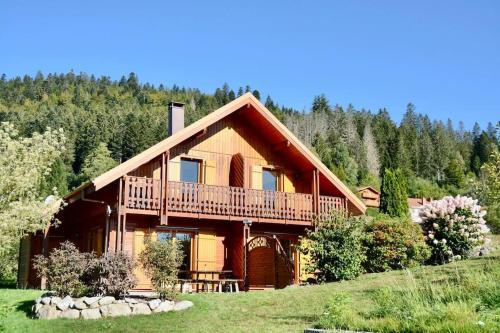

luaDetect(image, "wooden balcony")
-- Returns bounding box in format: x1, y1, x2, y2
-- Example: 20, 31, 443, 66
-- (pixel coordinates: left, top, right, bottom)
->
123, 176, 345, 225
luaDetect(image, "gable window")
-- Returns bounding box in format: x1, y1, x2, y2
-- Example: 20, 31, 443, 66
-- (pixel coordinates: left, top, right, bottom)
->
180, 158, 201, 183
262, 168, 278, 191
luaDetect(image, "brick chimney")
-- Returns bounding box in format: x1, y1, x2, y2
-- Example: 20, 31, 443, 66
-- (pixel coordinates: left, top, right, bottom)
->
168, 102, 185, 136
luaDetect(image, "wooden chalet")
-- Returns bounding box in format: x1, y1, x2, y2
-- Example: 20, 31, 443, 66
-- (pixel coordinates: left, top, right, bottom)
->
19, 93, 366, 291
356, 186, 380, 208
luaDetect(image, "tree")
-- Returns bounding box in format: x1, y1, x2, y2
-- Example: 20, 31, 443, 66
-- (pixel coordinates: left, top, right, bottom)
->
380, 168, 409, 218
0, 123, 66, 278
252, 89, 261, 101
363, 121, 380, 177
79, 142, 118, 182
312, 94, 331, 114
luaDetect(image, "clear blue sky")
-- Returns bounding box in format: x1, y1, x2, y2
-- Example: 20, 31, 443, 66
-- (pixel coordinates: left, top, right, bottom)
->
1, 1, 499, 128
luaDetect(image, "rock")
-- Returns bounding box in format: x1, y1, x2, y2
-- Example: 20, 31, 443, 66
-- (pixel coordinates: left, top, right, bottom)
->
60, 309, 80, 319
124, 297, 139, 304
99, 296, 115, 305
153, 300, 174, 313
35, 297, 42, 304
100, 303, 131, 317
73, 299, 87, 310
37, 305, 61, 320
83, 296, 101, 306
89, 302, 100, 309
50, 296, 62, 306
173, 300, 193, 311
81, 308, 101, 320
132, 303, 152, 315
56, 295, 74, 311
148, 299, 161, 310
41, 297, 51, 305
32, 302, 43, 313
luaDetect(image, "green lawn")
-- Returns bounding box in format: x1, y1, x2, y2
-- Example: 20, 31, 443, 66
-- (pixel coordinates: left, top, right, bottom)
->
1, 237, 498, 333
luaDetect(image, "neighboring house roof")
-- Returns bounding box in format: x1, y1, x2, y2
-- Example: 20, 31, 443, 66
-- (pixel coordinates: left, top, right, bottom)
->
408, 197, 432, 209
66, 93, 366, 214
356, 186, 380, 195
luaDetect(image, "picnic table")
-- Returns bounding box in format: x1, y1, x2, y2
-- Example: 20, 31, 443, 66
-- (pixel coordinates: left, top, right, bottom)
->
178, 270, 243, 293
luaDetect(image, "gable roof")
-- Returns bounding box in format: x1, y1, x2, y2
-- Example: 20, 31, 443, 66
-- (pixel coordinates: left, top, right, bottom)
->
357, 186, 380, 195
69, 93, 366, 214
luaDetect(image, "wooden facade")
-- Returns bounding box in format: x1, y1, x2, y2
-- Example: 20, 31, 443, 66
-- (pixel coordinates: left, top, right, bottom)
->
356, 186, 380, 208
19, 93, 366, 291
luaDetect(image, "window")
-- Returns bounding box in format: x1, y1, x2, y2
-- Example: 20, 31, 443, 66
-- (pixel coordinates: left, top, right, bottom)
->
157, 231, 192, 272
262, 168, 278, 191
180, 158, 201, 183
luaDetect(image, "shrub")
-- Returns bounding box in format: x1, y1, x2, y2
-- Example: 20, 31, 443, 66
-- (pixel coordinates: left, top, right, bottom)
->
89, 251, 136, 298
363, 216, 430, 272
139, 237, 183, 300
420, 195, 490, 264
32, 241, 95, 297
302, 212, 366, 282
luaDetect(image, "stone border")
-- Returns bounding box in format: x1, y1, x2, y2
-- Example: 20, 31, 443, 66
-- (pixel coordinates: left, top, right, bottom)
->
33, 295, 193, 320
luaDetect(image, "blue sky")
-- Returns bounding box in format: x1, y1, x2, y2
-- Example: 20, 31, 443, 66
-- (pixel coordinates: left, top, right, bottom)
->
1, 1, 499, 128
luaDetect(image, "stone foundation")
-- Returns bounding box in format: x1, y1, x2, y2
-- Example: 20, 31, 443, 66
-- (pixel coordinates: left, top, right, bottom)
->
32, 294, 193, 320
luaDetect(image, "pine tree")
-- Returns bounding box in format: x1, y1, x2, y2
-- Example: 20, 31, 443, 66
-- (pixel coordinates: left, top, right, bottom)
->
363, 121, 380, 177
252, 89, 261, 101
79, 142, 118, 182
311, 94, 331, 114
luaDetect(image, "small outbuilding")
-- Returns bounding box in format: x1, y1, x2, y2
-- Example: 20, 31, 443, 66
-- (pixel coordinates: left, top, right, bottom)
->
356, 186, 380, 208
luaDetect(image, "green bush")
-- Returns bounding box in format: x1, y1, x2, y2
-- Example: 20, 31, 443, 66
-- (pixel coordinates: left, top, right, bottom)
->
302, 212, 366, 282
139, 237, 183, 300
89, 251, 136, 298
363, 216, 430, 272
380, 168, 409, 218
32, 241, 95, 297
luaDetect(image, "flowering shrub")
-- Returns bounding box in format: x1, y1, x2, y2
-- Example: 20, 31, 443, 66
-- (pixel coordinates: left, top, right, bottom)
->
420, 195, 490, 264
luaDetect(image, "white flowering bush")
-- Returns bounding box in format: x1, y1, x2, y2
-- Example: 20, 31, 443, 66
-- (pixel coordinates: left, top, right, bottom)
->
420, 195, 490, 264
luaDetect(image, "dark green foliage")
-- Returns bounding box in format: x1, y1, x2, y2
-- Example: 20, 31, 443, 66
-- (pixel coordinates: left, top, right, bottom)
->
363, 216, 430, 272
380, 169, 409, 217
303, 212, 366, 282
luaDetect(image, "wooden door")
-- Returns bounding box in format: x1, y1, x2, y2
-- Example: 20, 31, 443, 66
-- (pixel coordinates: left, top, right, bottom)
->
133, 229, 156, 289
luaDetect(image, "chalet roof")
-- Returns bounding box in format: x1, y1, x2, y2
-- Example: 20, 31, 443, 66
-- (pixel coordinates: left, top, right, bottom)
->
356, 186, 380, 195
408, 197, 432, 209
67, 93, 366, 214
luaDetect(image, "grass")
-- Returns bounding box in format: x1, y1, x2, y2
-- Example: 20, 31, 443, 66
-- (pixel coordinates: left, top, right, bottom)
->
0, 236, 498, 333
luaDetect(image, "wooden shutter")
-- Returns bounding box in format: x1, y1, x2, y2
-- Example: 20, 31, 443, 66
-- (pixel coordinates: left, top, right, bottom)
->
168, 156, 181, 181
196, 231, 217, 280
282, 173, 295, 193
133, 229, 157, 289
96, 228, 103, 255
204, 160, 216, 185
252, 165, 263, 190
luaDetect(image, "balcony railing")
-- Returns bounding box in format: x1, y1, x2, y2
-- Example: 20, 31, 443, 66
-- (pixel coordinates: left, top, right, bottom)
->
124, 176, 344, 223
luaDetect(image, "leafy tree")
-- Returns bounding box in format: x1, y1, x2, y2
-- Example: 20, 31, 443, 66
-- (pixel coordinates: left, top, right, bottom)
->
79, 142, 118, 182
0, 123, 65, 278
380, 168, 409, 218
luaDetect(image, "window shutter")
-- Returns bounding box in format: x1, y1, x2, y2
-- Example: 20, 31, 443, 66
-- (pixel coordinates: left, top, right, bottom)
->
196, 231, 217, 281
168, 156, 181, 181
134, 229, 153, 289
204, 160, 216, 185
252, 165, 263, 190
282, 173, 295, 193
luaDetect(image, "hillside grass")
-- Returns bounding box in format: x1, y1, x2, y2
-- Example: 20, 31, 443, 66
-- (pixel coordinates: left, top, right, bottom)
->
0, 236, 498, 333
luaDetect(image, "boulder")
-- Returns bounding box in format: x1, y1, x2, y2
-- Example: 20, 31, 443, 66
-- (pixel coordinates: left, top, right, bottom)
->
132, 303, 152, 315
124, 297, 139, 304
81, 308, 101, 320
56, 295, 74, 311
99, 296, 115, 305
100, 303, 131, 317
50, 296, 62, 306
173, 300, 194, 311
37, 305, 61, 320
73, 299, 88, 310
153, 300, 174, 313
33, 303, 43, 313
60, 309, 80, 319
41, 297, 51, 305
83, 296, 101, 306
35, 297, 42, 304
148, 299, 161, 310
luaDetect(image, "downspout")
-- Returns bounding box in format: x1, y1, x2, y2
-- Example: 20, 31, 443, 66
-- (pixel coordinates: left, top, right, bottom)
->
81, 192, 112, 253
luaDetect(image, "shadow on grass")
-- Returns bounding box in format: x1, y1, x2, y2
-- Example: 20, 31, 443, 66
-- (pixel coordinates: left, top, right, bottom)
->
16, 300, 35, 319
0, 280, 16, 289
